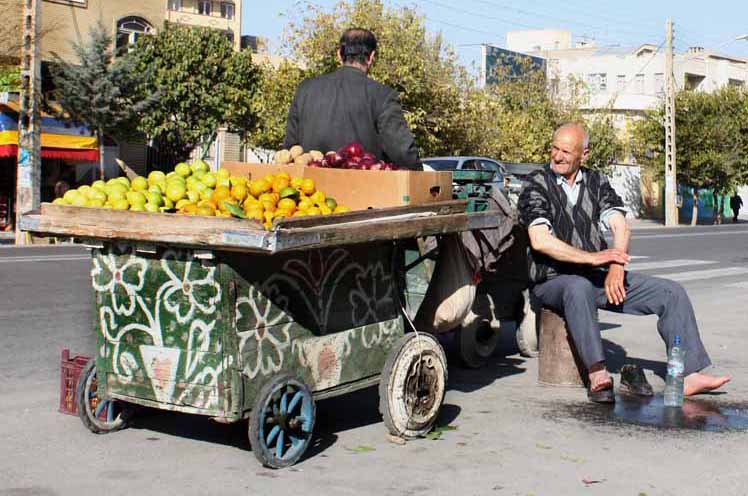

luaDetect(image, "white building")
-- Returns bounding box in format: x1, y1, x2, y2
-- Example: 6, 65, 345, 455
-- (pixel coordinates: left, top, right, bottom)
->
507, 29, 748, 115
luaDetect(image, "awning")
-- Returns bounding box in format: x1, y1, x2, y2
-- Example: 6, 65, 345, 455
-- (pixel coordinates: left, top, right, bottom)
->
0, 107, 99, 162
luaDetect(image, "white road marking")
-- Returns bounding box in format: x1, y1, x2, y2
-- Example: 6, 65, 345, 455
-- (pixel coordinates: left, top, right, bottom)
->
0, 255, 88, 264
629, 255, 649, 260
628, 259, 718, 271
657, 267, 748, 283
726, 281, 748, 289
632, 229, 748, 239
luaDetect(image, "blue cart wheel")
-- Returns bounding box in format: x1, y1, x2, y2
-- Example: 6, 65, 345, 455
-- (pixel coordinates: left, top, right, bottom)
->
249, 374, 316, 469
76, 359, 131, 434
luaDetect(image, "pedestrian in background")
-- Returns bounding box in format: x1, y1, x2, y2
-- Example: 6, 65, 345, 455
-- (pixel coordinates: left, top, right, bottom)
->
730, 192, 743, 223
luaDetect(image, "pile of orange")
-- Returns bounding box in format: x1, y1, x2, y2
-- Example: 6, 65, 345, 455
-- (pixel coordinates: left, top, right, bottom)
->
238, 172, 349, 230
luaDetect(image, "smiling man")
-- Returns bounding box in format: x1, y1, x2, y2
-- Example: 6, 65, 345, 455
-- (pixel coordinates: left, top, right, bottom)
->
518, 122, 730, 403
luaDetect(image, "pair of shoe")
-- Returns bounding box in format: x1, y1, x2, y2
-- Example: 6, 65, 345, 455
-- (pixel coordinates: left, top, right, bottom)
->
587, 364, 653, 403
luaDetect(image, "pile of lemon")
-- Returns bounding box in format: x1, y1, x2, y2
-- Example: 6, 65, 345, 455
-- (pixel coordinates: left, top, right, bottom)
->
51, 160, 350, 230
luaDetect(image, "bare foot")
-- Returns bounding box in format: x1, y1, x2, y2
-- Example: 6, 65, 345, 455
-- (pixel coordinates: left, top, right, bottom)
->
684, 373, 731, 396
588, 363, 612, 391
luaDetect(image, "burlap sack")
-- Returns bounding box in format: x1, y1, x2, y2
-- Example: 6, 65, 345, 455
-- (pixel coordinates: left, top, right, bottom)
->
414, 234, 477, 334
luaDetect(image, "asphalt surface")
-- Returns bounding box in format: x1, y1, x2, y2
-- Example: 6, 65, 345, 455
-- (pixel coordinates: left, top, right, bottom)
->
2, 225, 748, 496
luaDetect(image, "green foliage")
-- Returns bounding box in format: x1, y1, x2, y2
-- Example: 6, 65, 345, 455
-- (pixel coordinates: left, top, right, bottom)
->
252, 0, 622, 166
251, 0, 469, 156
631, 86, 748, 193
586, 113, 625, 172
50, 22, 151, 142
126, 24, 260, 165
0, 66, 20, 92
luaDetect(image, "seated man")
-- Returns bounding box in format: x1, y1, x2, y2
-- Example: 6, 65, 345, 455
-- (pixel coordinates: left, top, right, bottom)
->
518, 122, 730, 403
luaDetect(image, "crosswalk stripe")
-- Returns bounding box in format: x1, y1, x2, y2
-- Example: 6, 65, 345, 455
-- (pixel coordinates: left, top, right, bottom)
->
657, 267, 748, 283
628, 259, 717, 271
726, 281, 748, 289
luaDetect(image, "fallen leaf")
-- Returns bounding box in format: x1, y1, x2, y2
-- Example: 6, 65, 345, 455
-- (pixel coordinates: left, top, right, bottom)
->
535, 442, 552, 450
422, 424, 458, 440
582, 478, 605, 486
346, 445, 376, 453
560, 454, 583, 464
386, 434, 406, 445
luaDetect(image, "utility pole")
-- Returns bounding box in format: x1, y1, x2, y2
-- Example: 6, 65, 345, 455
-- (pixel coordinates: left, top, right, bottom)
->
15, 0, 42, 245
664, 19, 678, 227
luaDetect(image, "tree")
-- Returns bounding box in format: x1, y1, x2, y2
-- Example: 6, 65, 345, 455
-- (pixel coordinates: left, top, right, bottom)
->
631, 86, 748, 225
51, 22, 152, 179
127, 25, 260, 168
249, 0, 469, 157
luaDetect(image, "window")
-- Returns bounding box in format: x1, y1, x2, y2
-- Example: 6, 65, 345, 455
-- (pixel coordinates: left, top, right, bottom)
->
461, 159, 480, 170
617, 74, 626, 91
198, 1, 211, 15
115, 17, 153, 55
586, 73, 607, 93
422, 160, 458, 172
220, 2, 234, 19
167, 0, 181, 10
654, 73, 664, 95
599, 73, 607, 91
635, 73, 645, 94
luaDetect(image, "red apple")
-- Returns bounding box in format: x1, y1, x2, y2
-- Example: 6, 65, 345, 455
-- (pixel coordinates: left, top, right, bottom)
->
343, 141, 364, 159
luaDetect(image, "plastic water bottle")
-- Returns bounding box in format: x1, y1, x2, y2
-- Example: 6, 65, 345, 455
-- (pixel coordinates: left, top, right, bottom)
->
664, 335, 686, 407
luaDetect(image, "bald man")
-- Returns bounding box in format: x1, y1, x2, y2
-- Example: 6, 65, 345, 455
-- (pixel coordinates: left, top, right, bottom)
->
518, 123, 730, 403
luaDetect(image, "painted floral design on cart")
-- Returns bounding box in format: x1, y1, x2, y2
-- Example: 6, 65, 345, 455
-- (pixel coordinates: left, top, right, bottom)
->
91, 248, 147, 317
236, 285, 293, 379
161, 250, 221, 325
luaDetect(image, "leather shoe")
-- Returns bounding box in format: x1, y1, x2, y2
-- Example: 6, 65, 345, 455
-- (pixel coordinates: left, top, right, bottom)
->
587, 377, 615, 403
619, 364, 653, 397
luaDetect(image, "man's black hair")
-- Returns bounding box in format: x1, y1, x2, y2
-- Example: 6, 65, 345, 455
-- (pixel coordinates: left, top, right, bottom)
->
338, 28, 377, 66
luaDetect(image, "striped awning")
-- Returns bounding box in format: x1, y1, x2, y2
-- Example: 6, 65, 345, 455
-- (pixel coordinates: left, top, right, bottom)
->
0, 106, 99, 162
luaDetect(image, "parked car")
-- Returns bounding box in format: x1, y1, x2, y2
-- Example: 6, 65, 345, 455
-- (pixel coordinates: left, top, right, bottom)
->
422, 156, 506, 192
500, 162, 546, 202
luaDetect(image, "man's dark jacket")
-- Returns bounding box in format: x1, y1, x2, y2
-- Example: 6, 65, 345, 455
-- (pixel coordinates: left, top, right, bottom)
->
283, 66, 421, 170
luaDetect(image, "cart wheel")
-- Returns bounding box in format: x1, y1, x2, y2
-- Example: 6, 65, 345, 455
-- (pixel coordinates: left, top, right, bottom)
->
249, 374, 316, 469
379, 333, 447, 439
76, 359, 131, 434
459, 319, 500, 369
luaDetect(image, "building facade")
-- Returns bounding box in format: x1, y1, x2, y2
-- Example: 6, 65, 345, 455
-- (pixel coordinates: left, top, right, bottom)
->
166, 0, 241, 51
506, 29, 748, 116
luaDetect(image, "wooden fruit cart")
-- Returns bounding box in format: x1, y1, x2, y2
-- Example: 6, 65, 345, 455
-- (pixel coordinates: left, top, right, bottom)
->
22, 200, 499, 468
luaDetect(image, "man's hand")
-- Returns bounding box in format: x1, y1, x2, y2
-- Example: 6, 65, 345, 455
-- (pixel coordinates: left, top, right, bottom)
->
588, 248, 630, 267
605, 264, 626, 305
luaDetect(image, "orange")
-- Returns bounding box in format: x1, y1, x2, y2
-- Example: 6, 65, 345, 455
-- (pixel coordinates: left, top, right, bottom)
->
249, 179, 270, 198
271, 177, 290, 193
213, 185, 231, 206
310, 190, 326, 206
183, 203, 198, 215
231, 183, 248, 202
300, 178, 315, 195
277, 198, 297, 211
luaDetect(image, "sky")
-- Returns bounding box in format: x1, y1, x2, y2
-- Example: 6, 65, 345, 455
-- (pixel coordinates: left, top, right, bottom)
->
241, 0, 748, 70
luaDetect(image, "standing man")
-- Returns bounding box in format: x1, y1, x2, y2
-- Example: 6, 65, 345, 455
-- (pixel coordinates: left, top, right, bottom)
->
518, 123, 730, 403
284, 28, 421, 170
730, 192, 743, 223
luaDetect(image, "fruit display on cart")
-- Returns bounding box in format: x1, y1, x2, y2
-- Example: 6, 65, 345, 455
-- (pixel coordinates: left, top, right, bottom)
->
51, 159, 349, 230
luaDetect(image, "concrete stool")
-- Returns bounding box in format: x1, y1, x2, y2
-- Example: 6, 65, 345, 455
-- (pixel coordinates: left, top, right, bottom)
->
538, 308, 587, 387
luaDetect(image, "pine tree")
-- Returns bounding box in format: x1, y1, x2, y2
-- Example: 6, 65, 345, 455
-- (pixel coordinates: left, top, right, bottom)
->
50, 22, 153, 179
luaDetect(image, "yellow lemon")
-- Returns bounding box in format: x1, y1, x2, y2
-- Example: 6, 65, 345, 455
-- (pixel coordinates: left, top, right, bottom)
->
300, 178, 315, 195
277, 198, 297, 211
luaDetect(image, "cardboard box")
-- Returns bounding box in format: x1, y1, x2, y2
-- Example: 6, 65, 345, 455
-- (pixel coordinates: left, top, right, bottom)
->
222, 162, 453, 211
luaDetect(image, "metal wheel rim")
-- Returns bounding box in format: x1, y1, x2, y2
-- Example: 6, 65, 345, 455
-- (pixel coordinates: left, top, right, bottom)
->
84, 369, 124, 426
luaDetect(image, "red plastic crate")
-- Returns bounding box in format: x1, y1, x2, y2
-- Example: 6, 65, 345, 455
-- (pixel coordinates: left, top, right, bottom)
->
59, 349, 91, 416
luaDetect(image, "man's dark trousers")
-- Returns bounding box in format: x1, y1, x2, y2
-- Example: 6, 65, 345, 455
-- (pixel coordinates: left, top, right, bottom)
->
532, 270, 712, 375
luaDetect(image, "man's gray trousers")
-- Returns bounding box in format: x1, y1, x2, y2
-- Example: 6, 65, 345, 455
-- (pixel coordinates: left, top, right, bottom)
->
531, 270, 712, 375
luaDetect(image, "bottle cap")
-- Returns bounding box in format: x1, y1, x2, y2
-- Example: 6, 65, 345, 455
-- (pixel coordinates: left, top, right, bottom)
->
674, 335, 681, 346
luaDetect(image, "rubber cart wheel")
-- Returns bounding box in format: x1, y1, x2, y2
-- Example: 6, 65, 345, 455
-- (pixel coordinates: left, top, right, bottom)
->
76, 359, 131, 434
249, 374, 316, 469
459, 320, 500, 369
379, 333, 447, 439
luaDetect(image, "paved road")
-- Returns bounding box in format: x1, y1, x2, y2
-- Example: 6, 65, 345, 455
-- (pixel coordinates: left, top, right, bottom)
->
2, 227, 748, 496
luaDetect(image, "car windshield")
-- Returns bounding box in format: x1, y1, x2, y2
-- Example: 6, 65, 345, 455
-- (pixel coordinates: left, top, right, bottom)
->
423, 160, 459, 171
